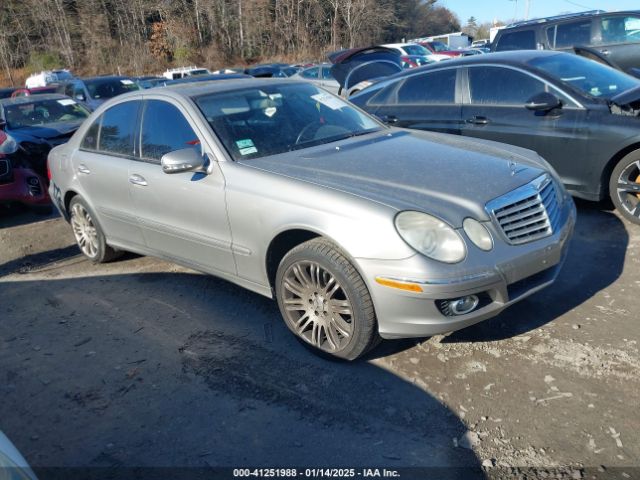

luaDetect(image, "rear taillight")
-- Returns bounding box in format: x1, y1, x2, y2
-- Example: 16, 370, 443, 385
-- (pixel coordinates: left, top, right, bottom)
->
47, 157, 52, 181
0, 130, 7, 145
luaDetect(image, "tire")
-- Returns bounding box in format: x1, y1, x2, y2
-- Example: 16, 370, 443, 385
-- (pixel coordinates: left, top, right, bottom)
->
69, 196, 121, 263
275, 238, 380, 360
609, 150, 640, 225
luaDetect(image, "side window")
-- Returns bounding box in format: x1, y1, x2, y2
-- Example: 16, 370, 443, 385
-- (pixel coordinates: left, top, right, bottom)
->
469, 67, 545, 105
64, 84, 74, 97
552, 20, 592, 48
598, 15, 640, 45
321, 67, 334, 80
140, 100, 200, 162
80, 117, 101, 150
301, 67, 320, 79
98, 101, 139, 156
495, 30, 536, 51
395, 69, 457, 105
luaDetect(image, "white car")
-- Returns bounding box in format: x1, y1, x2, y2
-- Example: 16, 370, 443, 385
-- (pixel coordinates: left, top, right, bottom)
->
381, 43, 449, 62
25, 70, 73, 88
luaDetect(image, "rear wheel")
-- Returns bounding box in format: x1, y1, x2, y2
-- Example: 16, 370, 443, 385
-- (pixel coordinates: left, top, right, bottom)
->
609, 151, 640, 225
275, 238, 380, 360
69, 196, 121, 263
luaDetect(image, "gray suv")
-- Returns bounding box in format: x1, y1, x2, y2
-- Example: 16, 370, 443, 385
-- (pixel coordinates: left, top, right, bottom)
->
492, 10, 640, 72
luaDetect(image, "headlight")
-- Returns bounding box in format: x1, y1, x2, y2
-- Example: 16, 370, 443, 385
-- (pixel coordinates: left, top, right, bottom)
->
463, 218, 493, 251
395, 211, 466, 263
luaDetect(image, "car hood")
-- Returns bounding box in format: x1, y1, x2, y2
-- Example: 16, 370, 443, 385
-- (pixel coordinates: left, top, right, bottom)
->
9, 121, 82, 141
240, 129, 548, 226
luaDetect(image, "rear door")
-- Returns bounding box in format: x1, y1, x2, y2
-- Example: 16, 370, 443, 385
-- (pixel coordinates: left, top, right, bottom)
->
72, 100, 145, 247
371, 67, 463, 135
460, 65, 593, 193
593, 13, 640, 71
128, 98, 235, 275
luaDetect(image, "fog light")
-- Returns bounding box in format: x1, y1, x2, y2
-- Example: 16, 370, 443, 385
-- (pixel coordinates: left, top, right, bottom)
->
27, 176, 40, 186
450, 295, 479, 315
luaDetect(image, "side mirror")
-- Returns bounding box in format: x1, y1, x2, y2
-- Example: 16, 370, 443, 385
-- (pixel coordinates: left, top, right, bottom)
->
525, 92, 561, 112
75, 93, 86, 101
161, 148, 206, 174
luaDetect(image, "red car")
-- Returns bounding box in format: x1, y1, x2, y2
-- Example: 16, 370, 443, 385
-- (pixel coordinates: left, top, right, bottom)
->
10, 86, 58, 98
0, 130, 51, 212
419, 41, 463, 57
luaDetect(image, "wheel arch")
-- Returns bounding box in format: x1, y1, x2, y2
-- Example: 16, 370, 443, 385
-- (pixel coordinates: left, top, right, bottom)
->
265, 229, 321, 291
602, 142, 640, 199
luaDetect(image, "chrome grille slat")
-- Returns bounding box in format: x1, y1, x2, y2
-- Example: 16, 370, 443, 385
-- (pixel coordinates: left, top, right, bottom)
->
486, 174, 559, 246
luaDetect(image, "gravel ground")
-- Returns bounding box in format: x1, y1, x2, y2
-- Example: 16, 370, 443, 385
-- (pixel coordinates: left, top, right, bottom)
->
0, 202, 638, 479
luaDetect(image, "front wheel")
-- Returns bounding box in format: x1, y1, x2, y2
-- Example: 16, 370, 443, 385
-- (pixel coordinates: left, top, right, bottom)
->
609, 151, 640, 225
275, 239, 380, 360
69, 196, 121, 263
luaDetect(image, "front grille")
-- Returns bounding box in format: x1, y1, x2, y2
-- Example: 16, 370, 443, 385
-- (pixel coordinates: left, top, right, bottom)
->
487, 175, 559, 245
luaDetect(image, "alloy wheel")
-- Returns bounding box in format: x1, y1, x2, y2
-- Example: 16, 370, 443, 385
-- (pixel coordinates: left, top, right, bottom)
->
281, 260, 354, 353
71, 203, 99, 258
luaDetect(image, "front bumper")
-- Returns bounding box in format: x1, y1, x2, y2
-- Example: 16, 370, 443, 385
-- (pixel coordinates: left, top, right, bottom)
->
357, 199, 576, 339
0, 168, 50, 207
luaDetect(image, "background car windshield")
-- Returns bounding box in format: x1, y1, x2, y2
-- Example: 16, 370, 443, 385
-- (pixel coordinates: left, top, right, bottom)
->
403, 44, 429, 56
528, 54, 639, 99
3, 98, 89, 129
195, 83, 382, 161
85, 78, 139, 99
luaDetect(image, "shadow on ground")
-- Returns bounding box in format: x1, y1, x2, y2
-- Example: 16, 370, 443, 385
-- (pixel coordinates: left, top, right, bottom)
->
1, 268, 483, 477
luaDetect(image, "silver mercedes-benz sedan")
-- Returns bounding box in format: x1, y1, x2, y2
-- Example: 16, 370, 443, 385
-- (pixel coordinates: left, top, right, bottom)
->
48, 78, 576, 360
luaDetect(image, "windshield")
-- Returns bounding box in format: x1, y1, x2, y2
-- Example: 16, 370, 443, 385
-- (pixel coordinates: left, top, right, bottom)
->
3, 98, 89, 129
528, 54, 640, 100
403, 44, 429, 56
429, 41, 449, 52
85, 78, 140, 100
195, 83, 383, 161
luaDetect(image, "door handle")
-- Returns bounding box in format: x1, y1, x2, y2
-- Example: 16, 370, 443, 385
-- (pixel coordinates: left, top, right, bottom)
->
466, 115, 489, 125
600, 49, 610, 56
77, 164, 90, 174
379, 114, 399, 125
129, 174, 147, 186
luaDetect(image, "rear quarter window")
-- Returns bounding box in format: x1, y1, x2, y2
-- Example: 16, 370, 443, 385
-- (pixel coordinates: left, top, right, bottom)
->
495, 30, 536, 51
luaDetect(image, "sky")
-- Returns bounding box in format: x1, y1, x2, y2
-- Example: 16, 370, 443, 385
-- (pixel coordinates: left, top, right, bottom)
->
440, 0, 639, 25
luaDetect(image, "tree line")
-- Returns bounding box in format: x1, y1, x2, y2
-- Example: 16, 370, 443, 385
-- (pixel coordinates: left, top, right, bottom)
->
0, 0, 461, 85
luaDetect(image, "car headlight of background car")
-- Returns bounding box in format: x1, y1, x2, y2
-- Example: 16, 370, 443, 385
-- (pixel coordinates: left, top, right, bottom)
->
395, 211, 467, 263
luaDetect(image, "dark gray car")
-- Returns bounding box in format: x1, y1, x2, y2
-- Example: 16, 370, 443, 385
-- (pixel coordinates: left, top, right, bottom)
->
350, 51, 640, 225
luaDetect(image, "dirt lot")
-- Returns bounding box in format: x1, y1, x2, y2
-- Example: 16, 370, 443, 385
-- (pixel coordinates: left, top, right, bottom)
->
1, 202, 638, 479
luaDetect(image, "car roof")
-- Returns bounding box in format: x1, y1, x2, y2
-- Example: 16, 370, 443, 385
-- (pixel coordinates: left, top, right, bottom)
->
0, 93, 70, 106
82, 75, 134, 82
502, 9, 640, 30
387, 49, 566, 79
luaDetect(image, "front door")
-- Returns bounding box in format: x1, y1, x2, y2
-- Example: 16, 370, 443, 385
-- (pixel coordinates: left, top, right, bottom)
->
128, 99, 235, 275
460, 66, 593, 195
